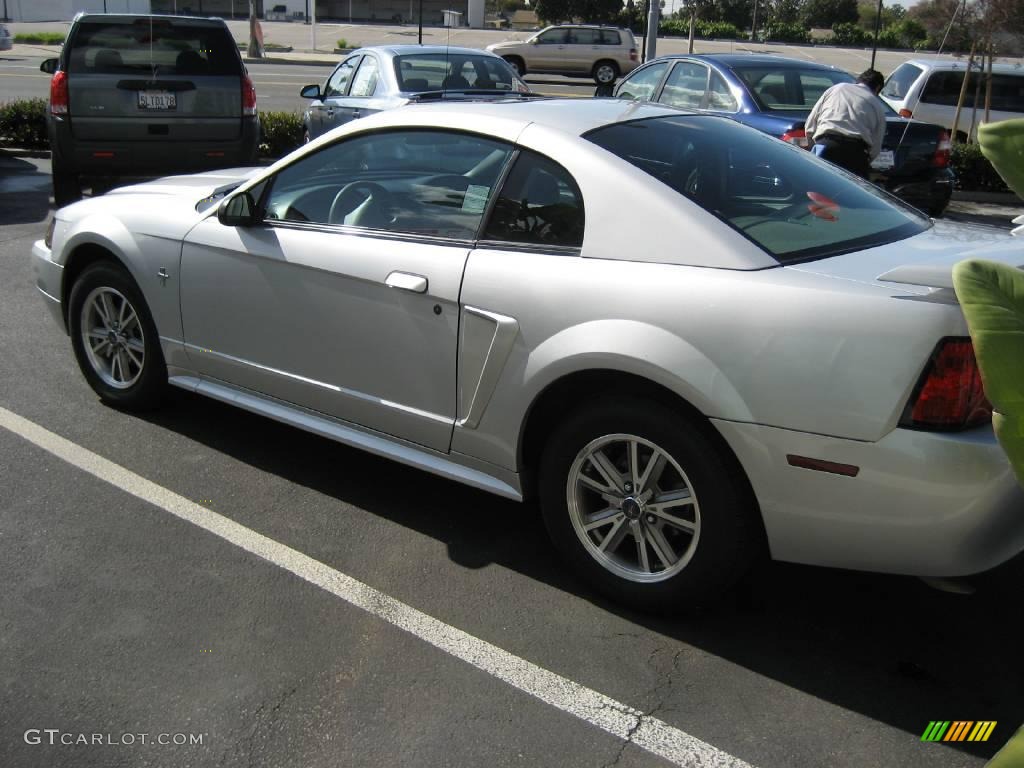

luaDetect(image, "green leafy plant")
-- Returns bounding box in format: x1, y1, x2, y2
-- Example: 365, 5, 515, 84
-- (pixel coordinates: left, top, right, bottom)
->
696, 20, 744, 40
258, 110, 304, 158
951, 142, 1011, 193
761, 22, 811, 44
336, 37, 349, 49
13, 32, 65, 45
0, 98, 49, 150
829, 22, 866, 45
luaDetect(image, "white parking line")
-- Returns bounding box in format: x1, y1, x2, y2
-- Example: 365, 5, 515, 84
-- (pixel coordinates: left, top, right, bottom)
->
0, 406, 754, 768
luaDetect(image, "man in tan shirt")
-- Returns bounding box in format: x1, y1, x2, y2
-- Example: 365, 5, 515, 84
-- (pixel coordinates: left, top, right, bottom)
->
805, 69, 887, 178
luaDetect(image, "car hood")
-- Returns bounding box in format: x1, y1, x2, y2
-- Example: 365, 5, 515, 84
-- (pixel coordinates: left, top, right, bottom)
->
56, 167, 265, 239
786, 219, 1023, 298
486, 41, 524, 52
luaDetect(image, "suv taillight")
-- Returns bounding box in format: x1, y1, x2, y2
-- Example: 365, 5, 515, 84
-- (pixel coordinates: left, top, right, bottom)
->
900, 338, 991, 430
932, 129, 951, 168
50, 70, 69, 116
780, 128, 810, 149
629, 48, 638, 62
242, 74, 257, 116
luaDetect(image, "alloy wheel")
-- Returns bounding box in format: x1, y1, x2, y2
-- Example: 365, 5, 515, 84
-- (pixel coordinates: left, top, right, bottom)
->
80, 286, 146, 390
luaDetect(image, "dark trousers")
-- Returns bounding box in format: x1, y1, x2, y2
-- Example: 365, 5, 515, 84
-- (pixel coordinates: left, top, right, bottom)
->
813, 133, 871, 178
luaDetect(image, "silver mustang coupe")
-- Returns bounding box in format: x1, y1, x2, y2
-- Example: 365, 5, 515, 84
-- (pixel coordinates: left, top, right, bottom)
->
32, 98, 1024, 612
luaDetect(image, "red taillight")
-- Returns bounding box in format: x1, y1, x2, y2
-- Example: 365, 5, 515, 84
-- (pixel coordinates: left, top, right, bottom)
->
242, 74, 257, 116
898, 108, 913, 118
932, 129, 951, 168
50, 70, 69, 116
629, 48, 638, 62
780, 128, 810, 149
901, 338, 991, 430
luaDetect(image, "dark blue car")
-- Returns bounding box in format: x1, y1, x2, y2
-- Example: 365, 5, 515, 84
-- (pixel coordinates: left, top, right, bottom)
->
612, 54, 954, 216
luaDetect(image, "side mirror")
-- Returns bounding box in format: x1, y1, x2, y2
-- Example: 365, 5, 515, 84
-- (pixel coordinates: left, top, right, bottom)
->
300, 84, 321, 99
40, 58, 59, 74
217, 192, 258, 227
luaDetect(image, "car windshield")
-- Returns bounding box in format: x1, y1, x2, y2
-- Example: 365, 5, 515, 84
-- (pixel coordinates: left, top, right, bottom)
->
732, 65, 855, 110
394, 53, 519, 91
66, 18, 239, 76
585, 115, 930, 264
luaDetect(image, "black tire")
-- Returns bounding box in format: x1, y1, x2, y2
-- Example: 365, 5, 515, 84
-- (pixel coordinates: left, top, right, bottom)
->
68, 262, 168, 411
539, 396, 762, 613
592, 60, 619, 86
503, 56, 525, 77
53, 169, 82, 208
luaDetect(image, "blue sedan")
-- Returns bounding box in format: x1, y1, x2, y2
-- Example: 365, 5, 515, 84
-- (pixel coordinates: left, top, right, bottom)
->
612, 54, 955, 216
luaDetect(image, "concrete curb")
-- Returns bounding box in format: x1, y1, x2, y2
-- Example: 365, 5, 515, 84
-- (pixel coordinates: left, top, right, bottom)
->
242, 55, 336, 66
952, 189, 1022, 205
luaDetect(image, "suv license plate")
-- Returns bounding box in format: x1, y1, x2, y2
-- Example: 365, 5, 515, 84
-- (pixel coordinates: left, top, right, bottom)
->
138, 91, 176, 110
871, 149, 895, 171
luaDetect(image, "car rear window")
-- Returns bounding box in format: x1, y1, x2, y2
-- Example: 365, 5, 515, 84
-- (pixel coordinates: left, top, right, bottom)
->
921, 69, 1024, 113
395, 53, 518, 91
585, 115, 929, 264
66, 18, 240, 76
733, 66, 854, 109
881, 62, 923, 100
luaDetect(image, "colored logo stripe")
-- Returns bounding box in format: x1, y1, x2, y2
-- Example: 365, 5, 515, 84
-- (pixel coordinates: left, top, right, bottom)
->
922, 721, 950, 741
923, 721, 997, 742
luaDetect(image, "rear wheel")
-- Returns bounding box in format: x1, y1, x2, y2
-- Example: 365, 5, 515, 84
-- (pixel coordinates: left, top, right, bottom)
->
52, 167, 82, 208
539, 397, 761, 612
592, 60, 619, 85
69, 262, 167, 411
503, 56, 525, 77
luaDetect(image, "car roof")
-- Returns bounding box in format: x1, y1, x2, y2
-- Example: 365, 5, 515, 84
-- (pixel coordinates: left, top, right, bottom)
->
73, 12, 228, 24
364, 96, 696, 137
904, 57, 1024, 75
352, 44, 503, 58
546, 23, 628, 29
694, 53, 847, 71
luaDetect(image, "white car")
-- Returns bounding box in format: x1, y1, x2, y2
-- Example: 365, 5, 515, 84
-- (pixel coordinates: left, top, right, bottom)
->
32, 99, 1024, 611
881, 58, 1024, 140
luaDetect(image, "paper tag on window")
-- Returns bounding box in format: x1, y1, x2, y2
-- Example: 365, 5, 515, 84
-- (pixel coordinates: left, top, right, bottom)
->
462, 184, 489, 214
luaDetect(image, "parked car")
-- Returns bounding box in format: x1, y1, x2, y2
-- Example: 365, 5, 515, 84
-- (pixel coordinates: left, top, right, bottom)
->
613, 54, 955, 216
0, 23, 13, 52
881, 58, 1024, 141
300, 45, 530, 142
32, 99, 1024, 612
487, 24, 638, 85
40, 13, 260, 207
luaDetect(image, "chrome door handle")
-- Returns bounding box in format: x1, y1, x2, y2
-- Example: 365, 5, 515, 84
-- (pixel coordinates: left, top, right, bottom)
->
385, 271, 428, 293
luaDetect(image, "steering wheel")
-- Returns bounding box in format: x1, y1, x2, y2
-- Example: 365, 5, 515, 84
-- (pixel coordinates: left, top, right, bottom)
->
329, 181, 393, 227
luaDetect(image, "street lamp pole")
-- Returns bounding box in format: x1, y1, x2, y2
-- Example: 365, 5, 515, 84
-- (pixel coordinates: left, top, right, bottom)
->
869, 0, 883, 70
418, 0, 423, 43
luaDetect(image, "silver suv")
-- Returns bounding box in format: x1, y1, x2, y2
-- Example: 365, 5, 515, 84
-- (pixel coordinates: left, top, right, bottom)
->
487, 25, 638, 85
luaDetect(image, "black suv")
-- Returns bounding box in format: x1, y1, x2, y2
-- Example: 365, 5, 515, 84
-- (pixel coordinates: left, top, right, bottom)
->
41, 13, 261, 206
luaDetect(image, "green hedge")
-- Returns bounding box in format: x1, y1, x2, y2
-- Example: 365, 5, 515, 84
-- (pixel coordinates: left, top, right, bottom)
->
13, 32, 65, 45
658, 19, 744, 40
258, 110, 304, 158
761, 22, 811, 44
0, 98, 49, 149
951, 142, 1011, 193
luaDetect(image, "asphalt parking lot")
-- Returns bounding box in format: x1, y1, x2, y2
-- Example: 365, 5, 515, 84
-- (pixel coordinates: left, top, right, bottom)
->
2, 143, 1024, 768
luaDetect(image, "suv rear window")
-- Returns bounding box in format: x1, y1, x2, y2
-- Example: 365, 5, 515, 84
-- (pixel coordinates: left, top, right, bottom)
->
586, 115, 929, 263
66, 18, 240, 76
927, 71, 1024, 113
600, 29, 623, 45
881, 62, 923, 100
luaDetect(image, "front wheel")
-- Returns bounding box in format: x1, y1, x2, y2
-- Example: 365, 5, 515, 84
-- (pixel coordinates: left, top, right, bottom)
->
68, 262, 168, 411
539, 397, 761, 612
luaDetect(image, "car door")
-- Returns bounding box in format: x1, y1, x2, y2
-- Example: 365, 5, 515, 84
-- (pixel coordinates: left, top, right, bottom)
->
657, 60, 710, 111
331, 53, 383, 126
530, 27, 569, 72
310, 55, 360, 138
179, 129, 516, 452
566, 28, 599, 74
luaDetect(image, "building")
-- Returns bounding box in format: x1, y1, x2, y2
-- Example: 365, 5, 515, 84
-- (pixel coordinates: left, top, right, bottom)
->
6, 0, 150, 22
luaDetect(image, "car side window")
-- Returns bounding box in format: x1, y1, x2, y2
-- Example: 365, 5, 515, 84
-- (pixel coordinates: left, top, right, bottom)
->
706, 70, 738, 112
990, 74, 1024, 113
572, 28, 600, 45
349, 55, 380, 98
324, 56, 359, 98
660, 62, 709, 110
264, 130, 514, 239
537, 29, 567, 44
483, 150, 584, 248
618, 62, 668, 102
599, 29, 622, 45
921, 71, 974, 107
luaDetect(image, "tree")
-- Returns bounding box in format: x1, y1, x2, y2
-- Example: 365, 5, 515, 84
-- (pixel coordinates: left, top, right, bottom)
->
801, 0, 858, 28
533, 0, 573, 22
575, 0, 626, 22
770, 0, 803, 25
717, 0, 754, 29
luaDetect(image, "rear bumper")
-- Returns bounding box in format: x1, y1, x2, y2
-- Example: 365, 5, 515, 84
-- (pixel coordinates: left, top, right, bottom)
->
49, 116, 260, 177
713, 418, 1024, 577
878, 168, 955, 214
